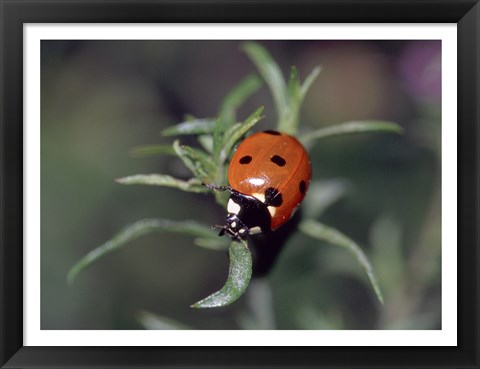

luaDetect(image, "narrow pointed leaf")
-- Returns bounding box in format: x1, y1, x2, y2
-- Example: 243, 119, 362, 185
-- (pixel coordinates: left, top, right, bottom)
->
301, 66, 322, 99
219, 106, 264, 163
288, 65, 302, 103
212, 117, 225, 160
191, 241, 252, 308
116, 174, 208, 193
173, 140, 215, 180
129, 144, 176, 158
67, 219, 218, 285
243, 42, 288, 119
279, 65, 321, 135
219, 74, 262, 127
161, 119, 216, 136
300, 121, 403, 144
136, 310, 191, 330
300, 219, 384, 304
197, 135, 214, 153
193, 237, 229, 251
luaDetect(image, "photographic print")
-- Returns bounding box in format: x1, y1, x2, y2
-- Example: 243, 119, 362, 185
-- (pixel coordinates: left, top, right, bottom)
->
41, 39, 442, 331
2, 0, 479, 367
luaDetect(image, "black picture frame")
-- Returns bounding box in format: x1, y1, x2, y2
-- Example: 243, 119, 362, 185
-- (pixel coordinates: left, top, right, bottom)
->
1, 1, 478, 368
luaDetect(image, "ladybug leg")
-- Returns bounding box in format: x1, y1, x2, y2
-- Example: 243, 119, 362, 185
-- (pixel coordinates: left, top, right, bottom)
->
211, 224, 233, 238
211, 224, 226, 234
202, 183, 233, 193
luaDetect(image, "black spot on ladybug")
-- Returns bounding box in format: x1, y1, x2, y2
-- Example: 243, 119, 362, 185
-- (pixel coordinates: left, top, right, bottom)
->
263, 130, 281, 135
299, 180, 306, 194
239, 155, 252, 164
271, 155, 286, 167
265, 187, 283, 207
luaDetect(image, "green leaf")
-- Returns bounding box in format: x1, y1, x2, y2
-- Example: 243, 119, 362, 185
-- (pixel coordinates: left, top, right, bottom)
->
243, 42, 288, 120
281, 65, 321, 135
219, 106, 264, 164
197, 134, 214, 153
300, 121, 404, 144
67, 219, 218, 285
288, 65, 302, 104
243, 42, 322, 136
302, 180, 350, 219
219, 74, 262, 127
129, 144, 176, 158
116, 174, 208, 193
136, 310, 191, 330
173, 140, 216, 180
212, 75, 262, 161
161, 119, 216, 136
193, 237, 229, 251
299, 219, 384, 304
191, 241, 252, 308
301, 66, 322, 100
212, 116, 225, 160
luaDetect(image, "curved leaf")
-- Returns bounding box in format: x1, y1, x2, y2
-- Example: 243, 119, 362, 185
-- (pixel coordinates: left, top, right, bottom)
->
281, 65, 321, 135
129, 144, 176, 158
219, 106, 264, 163
161, 119, 216, 136
197, 135, 214, 153
193, 237, 229, 251
212, 75, 263, 161
219, 74, 263, 127
67, 219, 218, 285
243, 42, 288, 119
299, 219, 384, 304
300, 121, 403, 144
301, 66, 322, 99
288, 65, 301, 103
136, 310, 191, 330
116, 174, 208, 193
191, 241, 252, 308
173, 140, 216, 180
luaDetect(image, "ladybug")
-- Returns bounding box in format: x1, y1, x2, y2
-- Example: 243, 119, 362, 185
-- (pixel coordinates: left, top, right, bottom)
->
207, 130, 311, 241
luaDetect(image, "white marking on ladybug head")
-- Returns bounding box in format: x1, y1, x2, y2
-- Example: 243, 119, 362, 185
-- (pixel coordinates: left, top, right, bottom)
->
252, 193, 266, 203
267, 206, 277, 217
227, 198, 241, 215
249, 226, 262, 234
239, 228, 247, 235
231, 221, 237, 228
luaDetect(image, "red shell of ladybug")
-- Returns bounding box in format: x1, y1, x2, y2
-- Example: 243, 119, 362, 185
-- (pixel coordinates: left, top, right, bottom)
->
227, 130, 311, 233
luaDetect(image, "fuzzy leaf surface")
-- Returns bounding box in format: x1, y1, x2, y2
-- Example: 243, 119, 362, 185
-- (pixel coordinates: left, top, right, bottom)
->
191, 241, 252, 308
161, 119, 217, 136
219, 106, 264, 164
129, 145, 176, 158
67, 219, 218, 284
136, 310, 191, 330
173, 140, 215, 180
243, 42, 288, 120
300, 219, 384, 304
300, 121, 403, 144
219, 74, 262, 127
116, 174, 208, 193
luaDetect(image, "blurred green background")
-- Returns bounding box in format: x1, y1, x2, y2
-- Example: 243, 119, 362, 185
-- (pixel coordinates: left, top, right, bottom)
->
41, 40, 441, 330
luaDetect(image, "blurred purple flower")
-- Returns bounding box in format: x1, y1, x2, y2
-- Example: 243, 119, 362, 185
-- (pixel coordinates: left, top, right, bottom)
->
399, 41, 441, 103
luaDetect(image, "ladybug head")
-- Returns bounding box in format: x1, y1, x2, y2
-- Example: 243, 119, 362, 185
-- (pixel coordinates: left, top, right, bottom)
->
212, 192, 271, 241
205, 184, 271, 241
212, 213, 249, 241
